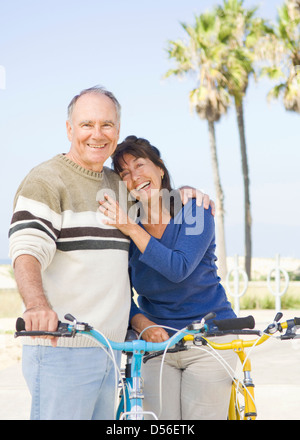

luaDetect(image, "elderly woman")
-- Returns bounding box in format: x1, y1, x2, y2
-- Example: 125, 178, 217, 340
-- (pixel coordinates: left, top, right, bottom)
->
99, 135, 236, 420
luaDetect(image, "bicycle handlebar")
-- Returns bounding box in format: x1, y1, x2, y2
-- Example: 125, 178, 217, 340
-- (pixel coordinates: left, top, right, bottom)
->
15, 314, 200, 354
15, 313, 300, 356
15, 314, 256, 337
14, 313, 258, 356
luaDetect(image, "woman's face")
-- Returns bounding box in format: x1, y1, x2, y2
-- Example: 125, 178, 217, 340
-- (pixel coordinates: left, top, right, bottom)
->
118, 153, 164, 202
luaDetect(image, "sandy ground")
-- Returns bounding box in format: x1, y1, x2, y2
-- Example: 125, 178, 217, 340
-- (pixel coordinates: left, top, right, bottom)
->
0, 318, 22, 371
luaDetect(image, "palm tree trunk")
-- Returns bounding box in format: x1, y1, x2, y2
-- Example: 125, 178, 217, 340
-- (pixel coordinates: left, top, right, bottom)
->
208, 120, 227, 281
235, 98, 252, 280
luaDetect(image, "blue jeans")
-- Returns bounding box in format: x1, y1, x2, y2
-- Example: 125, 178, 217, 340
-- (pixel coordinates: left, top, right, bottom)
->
22, 345, 121, 420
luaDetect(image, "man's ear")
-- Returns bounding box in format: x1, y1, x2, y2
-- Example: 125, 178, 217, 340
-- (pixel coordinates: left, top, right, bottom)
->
66, 120, 73, 142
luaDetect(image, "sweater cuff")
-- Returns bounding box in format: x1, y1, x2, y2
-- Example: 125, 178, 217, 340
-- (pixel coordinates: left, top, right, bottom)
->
129, 299, 140, 323
138, 236, 156, 263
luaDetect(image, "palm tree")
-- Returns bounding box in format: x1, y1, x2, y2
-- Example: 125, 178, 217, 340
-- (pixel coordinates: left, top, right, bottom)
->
260, 0, 300, 113
165, 11, 231, 280
216, 0, 273, 279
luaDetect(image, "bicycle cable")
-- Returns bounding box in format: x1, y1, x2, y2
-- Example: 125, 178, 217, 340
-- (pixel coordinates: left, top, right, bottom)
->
192, 341, 256, 418
137, 324, 189, 419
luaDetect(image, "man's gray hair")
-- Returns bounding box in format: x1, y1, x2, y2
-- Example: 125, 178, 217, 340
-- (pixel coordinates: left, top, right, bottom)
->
67, 85, 121, 123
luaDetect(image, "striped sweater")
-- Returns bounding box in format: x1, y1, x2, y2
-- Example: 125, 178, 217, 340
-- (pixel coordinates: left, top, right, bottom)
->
9, 154, 131, 346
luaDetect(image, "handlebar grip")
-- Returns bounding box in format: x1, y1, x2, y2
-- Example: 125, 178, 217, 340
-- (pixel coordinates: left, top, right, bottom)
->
213, 315, 255, 331
15, 317, 66, 334
294, 317, 300, 326
16, 317, 26, 332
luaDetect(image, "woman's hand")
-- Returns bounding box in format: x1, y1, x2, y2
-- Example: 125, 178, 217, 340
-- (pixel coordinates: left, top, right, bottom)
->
140, 326, 170, 343
99, 194, 151, 253
131, 313, 169, 343
99, 193, 134, 236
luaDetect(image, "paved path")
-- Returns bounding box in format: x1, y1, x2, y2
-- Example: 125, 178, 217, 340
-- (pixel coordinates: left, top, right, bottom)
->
1, 309, 300, 420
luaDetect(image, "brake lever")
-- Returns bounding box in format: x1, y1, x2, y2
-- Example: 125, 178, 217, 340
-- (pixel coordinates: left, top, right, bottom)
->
265, 312, 283, 335
280, 319, 299, 340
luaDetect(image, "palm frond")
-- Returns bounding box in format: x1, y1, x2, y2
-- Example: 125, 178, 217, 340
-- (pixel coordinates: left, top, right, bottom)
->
267, 82, 287, 101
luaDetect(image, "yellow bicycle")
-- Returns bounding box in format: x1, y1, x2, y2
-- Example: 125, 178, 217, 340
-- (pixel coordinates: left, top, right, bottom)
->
182, 312, 300, 420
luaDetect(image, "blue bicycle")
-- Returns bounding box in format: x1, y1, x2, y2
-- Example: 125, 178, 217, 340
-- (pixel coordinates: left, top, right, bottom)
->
15, 312, 256, 420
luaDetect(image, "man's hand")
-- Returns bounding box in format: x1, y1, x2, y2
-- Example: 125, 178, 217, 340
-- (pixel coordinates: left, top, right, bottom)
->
179, 186, 215, 216
23, 305, 59, 347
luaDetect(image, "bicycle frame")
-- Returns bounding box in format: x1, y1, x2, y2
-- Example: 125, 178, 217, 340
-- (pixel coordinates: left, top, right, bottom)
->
79, 326, 199, 420
207, 335, 270, 420
183, 333, 263, 420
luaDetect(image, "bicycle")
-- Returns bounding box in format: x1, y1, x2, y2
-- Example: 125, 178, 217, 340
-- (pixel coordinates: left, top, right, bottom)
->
182, 311, 300, 420
15, 311, 300, 420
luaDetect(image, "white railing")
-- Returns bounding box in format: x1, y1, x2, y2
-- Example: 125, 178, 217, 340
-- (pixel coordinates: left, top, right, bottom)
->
267, 254, 290, 313
225, 254, 248, 316
225, 254, 290, 316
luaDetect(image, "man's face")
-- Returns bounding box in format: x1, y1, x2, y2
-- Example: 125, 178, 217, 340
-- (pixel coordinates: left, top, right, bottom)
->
66, 93, 120, 172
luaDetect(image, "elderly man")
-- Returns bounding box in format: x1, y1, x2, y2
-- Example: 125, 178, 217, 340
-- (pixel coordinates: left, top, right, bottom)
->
9, 86, 212, 420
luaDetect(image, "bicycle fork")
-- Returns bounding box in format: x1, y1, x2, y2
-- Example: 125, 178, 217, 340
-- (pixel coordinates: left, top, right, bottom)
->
118, 348, 158, 420
234, 347, 257, 420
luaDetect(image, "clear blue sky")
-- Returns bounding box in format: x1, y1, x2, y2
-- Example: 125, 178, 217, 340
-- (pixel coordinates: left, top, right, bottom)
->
0, 0, 299, 261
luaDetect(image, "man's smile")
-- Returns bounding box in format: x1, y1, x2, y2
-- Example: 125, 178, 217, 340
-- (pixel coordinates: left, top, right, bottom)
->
87, 143, 106, 149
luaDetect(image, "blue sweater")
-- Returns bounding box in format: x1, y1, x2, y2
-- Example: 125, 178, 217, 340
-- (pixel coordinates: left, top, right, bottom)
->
129, 200, 236, 330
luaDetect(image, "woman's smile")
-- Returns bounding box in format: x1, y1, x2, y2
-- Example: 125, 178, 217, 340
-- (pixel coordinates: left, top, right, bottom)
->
119, 154, 163, 201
